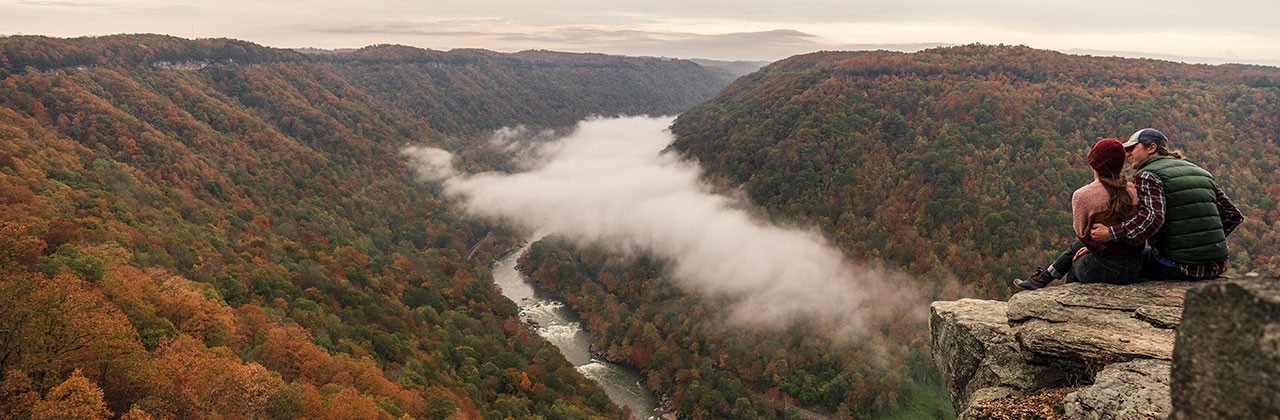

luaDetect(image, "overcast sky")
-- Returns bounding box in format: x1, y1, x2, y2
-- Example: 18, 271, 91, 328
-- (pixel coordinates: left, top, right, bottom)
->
4, 0, 1279, 65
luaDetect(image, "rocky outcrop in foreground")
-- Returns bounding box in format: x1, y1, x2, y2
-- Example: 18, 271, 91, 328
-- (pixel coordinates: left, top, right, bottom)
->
1172, 279, 1280, 419
931, 277, 1279, 419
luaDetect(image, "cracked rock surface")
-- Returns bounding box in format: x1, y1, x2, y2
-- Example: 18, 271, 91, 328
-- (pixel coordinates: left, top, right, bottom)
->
933, 278, 1280, 419
931, 281, 1202, 419
1063, 359, 1171, 419
929, 299, 1061, 415
1006, 282, 1200, 367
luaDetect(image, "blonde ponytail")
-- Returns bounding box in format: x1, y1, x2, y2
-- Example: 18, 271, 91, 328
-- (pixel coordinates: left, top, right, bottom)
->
1155, 144, 1183, 159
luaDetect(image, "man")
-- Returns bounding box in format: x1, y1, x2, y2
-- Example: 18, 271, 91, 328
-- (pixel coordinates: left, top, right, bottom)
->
1088, 128, 1244, 280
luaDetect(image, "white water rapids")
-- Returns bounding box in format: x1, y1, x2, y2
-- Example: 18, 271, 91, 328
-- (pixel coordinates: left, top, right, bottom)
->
491, 239, 660, 419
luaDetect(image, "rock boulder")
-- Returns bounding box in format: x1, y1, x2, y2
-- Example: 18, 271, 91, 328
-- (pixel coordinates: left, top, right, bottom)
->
931, 281, 1201, 419
1171, 278, 1280, 419
1062, 358, 1171, 419
933, 277, 1280, 419
1006, 282, 1199, 368
929, 299, 1061, 414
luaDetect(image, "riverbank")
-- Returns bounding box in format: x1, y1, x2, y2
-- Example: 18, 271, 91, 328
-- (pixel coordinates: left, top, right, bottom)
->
491, 239, 663, 419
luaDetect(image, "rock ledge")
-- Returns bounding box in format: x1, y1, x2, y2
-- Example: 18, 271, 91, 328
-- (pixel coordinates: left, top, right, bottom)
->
930, 279, 1280, 419
931, 280, 1198, 417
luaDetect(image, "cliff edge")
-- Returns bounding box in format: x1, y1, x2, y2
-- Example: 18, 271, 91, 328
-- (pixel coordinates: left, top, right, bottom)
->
930, 277, 1279, 419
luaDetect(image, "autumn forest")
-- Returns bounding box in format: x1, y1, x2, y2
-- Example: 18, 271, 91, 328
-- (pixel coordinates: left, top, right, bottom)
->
2, 35, 1279, 419
0, 34, 729, 419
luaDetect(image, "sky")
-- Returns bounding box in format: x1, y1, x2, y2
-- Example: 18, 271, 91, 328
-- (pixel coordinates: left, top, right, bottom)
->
3, 0, 1280, 65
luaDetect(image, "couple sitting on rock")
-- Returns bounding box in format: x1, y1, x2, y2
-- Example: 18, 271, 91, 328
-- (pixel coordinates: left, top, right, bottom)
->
1014, 128, 1244, 290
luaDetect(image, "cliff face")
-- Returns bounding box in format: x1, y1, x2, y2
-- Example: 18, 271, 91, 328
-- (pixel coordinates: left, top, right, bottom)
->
931, 277, 1279, 419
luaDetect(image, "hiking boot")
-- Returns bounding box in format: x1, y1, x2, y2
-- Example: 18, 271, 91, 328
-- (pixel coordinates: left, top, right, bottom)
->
1012, 267, 1053, 290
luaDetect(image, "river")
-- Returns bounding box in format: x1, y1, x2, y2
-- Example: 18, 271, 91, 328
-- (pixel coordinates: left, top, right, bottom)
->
491, 239, 661, 419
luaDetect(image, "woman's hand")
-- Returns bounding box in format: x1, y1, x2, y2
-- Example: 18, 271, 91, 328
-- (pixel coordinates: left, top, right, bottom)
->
1073, 246, 1090, 261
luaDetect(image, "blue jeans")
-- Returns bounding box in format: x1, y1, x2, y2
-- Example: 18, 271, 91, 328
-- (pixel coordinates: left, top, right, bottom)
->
1050, 241, 1143, 285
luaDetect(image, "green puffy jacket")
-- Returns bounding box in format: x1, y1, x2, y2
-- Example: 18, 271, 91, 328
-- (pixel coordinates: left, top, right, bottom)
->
1138, 156, 1228, 264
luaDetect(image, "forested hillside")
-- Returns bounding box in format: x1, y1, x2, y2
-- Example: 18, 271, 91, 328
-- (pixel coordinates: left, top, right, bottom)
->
673, 44, 1280, 293
519, 237, 948, 419
513, 45, 1280, 419
319, 46, 729, 133
0, 34, 729, 418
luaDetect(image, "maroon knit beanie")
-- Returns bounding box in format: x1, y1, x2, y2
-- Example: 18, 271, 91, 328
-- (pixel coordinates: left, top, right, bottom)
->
1088, 138, 1126, 178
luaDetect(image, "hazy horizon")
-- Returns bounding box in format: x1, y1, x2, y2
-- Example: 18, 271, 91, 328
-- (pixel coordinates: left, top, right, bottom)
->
3, 0, 1279, 66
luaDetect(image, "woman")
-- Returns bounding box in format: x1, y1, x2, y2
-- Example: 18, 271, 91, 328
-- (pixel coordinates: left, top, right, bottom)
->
1014, 138, 1143, 289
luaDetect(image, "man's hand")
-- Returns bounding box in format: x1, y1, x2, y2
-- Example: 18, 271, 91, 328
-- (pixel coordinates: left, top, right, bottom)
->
1089, 223, 1112, 242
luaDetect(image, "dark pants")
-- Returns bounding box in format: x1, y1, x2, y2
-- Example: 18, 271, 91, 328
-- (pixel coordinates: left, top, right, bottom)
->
1050, 241, 1142, 285
1138, 246, 1200, 280
1048, 241, 1083, 279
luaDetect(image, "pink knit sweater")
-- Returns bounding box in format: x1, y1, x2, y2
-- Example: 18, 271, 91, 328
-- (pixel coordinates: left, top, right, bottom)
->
1071, 180, 1137, 238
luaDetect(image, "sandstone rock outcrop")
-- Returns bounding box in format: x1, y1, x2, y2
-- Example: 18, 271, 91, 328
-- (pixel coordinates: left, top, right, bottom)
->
1006, 282, 1196, 367
929, 299, 1062, 415
931, 281, 1200, 419
933, 277, 1280, 419
1062, 359, 1171, 419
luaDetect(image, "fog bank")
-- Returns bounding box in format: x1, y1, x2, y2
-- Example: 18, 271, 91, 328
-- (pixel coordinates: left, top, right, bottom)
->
403, 116, 919, 333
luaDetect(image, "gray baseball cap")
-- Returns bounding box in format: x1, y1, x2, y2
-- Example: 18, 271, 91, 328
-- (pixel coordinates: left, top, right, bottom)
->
1123, 128, 1168, 148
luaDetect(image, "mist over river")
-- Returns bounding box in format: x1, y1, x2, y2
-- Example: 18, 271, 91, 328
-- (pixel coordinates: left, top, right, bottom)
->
491, 239, 660, 419
404, 116, 914, 336
406, 116, 930, 417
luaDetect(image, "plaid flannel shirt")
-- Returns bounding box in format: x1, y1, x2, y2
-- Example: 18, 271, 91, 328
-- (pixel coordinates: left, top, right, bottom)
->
1109, 171, 1243, 278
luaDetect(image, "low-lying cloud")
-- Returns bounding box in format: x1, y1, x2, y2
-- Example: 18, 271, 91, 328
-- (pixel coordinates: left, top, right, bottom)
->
403, 116, 921, 334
